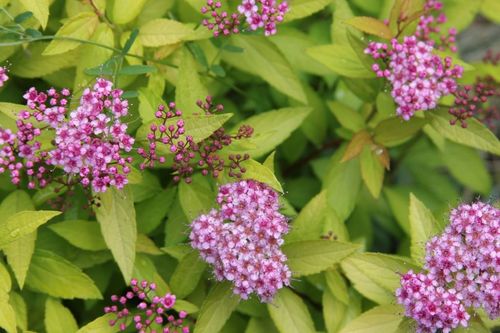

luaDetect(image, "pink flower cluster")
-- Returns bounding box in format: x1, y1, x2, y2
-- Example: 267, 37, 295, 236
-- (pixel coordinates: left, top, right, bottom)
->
365, 36, 463, 120
190, 180, 291, 302
105, 279, 190, 333
396, 202, 499, 332
138, 96, 253, 183
0, 66, 8, 87
416, 0, 457, 52
201, 0, 288, 37
0, 79, 134, 192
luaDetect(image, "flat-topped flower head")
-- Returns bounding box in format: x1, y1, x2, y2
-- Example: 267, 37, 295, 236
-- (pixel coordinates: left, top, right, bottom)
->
190, 180, 291, 302
0, 66, 8, 87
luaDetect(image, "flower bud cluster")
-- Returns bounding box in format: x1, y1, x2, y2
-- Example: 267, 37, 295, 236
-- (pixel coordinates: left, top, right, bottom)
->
416, 0, 457, 52
0, 66, 8, 87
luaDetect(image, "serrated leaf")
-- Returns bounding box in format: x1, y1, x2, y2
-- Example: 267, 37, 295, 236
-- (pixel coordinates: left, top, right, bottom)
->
45, 298, 78, 333
283, 240, 360, 277
49, 220, 107, 251
176, 48, 208, 116
307, 44, 374, 78
26, 249, 102, 299
112, 0, 147, 24
170, 251, 206, 298
409, 194, 441, 265
338, 305, 404, 333
284, 0, 331, 21
140, 19, 194, 47
43, 12, 99, 56
346, 17, 393, 39
95, 187, 137, 282
19, 0, 49, 28
0, 210, 60, 248
193, 283, 240, 333
267, 288, 315, 333
373, 117, 427, 147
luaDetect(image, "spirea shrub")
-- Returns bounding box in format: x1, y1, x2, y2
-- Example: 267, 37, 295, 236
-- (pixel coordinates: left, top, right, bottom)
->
0, 0, 498, 333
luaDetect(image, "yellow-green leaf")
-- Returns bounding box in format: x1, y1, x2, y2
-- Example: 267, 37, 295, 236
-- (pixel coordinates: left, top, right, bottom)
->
112, 0, 148, 24
346, 17, 393, 39
240, 159, 283, 193
338, 305, 404, 333
284, 0, 331, 22
139, 18, 194, 47
409, 194, 441, 265
0, 210, 60, 248
0, 299, 16, 333
76, 314, 120, 333
49, 220, 107, 252
360, 146, 384, 198
176, 48, 208, 117
45, 298, 78, 333
19, 0, 50, 29
307, 44, 374, 78
267, 288, 315, 333
170, 251, 206, 299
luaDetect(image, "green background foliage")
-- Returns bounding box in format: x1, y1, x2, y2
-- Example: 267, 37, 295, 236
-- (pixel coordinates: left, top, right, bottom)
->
0, 0, 499, 332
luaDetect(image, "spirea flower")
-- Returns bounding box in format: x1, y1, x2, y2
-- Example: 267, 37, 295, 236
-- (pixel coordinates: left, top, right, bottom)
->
365, 36, 463, 120
416, 0, 457, 52
0, 79, 134, 193
397, 202, 499, 332
201, 0, 288, 37
0, 66, 8, 87
189, 180, 291, 302
105, 279, 190, 333
138, 96, 253, 183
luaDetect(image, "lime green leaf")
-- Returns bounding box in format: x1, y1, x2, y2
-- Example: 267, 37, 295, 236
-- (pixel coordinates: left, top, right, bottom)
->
307, 44, 374, 78
440, 0, 480, 32
179, 176, 214, 221
136, 234, 162, 255
360, 146, 384, 198
112, 0, 147, 24
193, 283, 240, 333
341, 253, 418, 304
323, 288, 348, 333
229, 107, 312, 158
331, 0, 359, 45
19, 0, 49, 29
409, 194, 442, 265
136, 188, 176, 234
95, 187, 137, 282
0, 299, 16, 333
284, 0, 331, 21
49, 220, 107, 251
0, 210, 60, 248
0, 261, 11, 294
328, 101, 365, 132
139, 18, 194, 47
441, 141, 492, 195
283, 240, 360, 277
346, 17, 393, 39
138, 87, 165, 123
267, 288, 315, 333
45, 298, 78, 333
481, 0, 500, 23
426, 109, 500, 155
325, 268, 350, 305
245, 317, 279, 333
174, 299, 199, 315
26, 249, 102, 299
338, 305, 404, 333
373, 117, 427, 147
176, 49, 208, 117
240, 159, 283, 193
43, 12, 99, 56
76, 314, 120, 333
170, 251, 206, 298
222, 35, 307, 103
9, 292, 27, 331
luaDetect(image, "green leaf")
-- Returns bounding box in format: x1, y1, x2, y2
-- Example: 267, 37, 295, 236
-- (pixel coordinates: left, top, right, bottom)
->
118, 65, 157, 75
481, 0, 500, 23
331, 0, 359, 45
178, 176, 214, 221
426, 109, 500, 155
373, 117, 427, 147
19, 0, 49, 28
43, 12, 100, 56
138, 87, 165, 122
139, 18, 194, 47
49, 220, 107, 251
9, 292, 27, 331
176, 49, 209, 117
454, 316, 490, 333
282, 240, 360, 277
341, 253, 418, 304
328, 101, 365, 132
122, 28, 140, 54
441, 141, 492, 195
45, 298, 78, 333
26, 249, 102, 299
228, 107, 312, 158
267, 288, 315, 333
95, 187, 137, 282
193, 283, 240, 333
284, 0, 331, 21
360, 146, 384, 199
222, 35, 307, 103
346, 17, 393, 39
338, 305, 404, 333
307, 44, 374, 78
76, 314, 120, 333
409, 194, 442, 265
240, 159, 283, 193
325, 268, 349, 305
0, 299, 16, 333
136, 187, 176, 234
245, 317, 279, 333
112, 0, 147, 24
0, 210, 60, 248
14, 11, 33, 24
0, 261, 11, 294
170, 251, 206, 298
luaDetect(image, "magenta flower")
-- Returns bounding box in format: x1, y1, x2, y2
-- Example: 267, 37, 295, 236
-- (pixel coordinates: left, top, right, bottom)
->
190, 180, 291, 302
0, 66, 8, 87
416, 0, 457, 52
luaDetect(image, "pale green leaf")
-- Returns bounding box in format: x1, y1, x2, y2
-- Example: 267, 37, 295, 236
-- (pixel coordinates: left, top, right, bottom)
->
373, 117, 427, 147
9, 292, 27, 331
19, 0, 49, 29
170, 251, 206, 298
0, 210, 60, 248
112, 0, 147, 24
338, 305, 404, 333
139, 18, 194, 47
267, 288, 315, 333
176, 48, 208, 117
77, 314, 120, 333
284, 0, 331, 21
136, 234, 162, 255
0, 299, 16, 333
193, 283, 240, 333
240, 159, 283, 193
245, 317, 279, 333
409, 194, 441, 265
481, 0, 500, 23
325, 268, 349, 305
95, 187, 137, 282
26, 249, 102, 299
45, 298, 78, 333
49, 220, 107, 251
307, 44, 374, 78
328, 101, 365, 132
138, 87, 165, 122
283, 240, 360, 277
346, 16, 393, 39
331, 0, 359, 45
360, 146, 384, 198
43, 12, 99, 56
